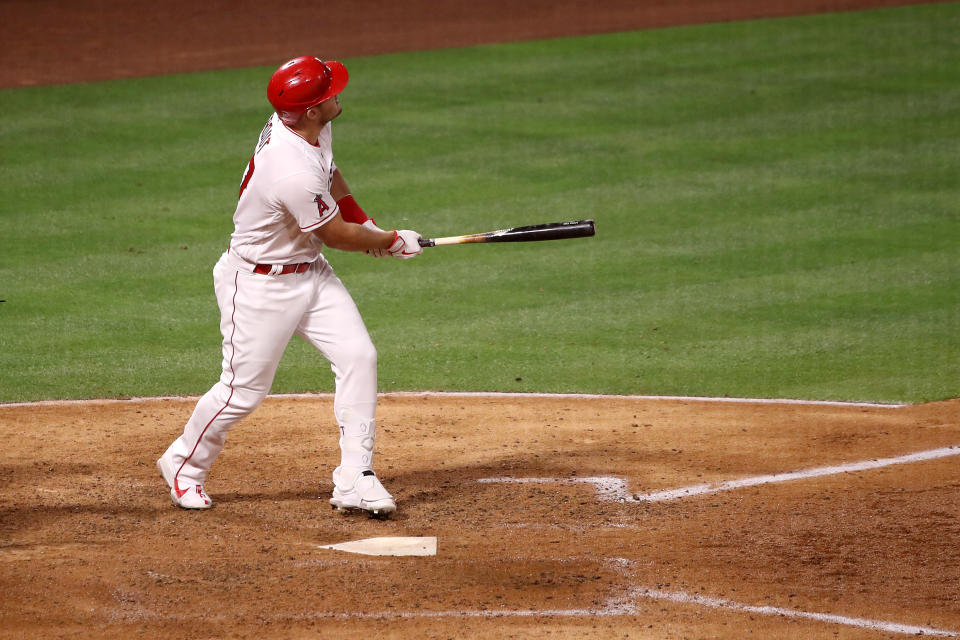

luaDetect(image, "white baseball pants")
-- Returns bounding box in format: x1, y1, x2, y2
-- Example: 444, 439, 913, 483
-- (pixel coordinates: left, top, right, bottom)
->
162, 252, 379, 492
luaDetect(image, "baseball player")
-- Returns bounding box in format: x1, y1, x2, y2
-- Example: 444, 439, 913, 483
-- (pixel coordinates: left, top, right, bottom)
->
157, 56, 421, 518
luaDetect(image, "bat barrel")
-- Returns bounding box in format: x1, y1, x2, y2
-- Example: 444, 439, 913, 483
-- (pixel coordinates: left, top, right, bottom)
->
419, 219, 595, 247
495, 219, 595, 242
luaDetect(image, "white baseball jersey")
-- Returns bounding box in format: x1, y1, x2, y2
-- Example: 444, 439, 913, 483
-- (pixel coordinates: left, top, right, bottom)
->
230, 112, 340, 266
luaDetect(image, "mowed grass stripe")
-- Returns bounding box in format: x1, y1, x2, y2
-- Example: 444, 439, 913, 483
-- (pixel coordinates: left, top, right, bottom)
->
0, 4, 957, 402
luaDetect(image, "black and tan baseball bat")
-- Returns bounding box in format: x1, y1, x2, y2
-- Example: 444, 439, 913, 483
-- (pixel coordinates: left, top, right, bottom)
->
418, 219, 595, 247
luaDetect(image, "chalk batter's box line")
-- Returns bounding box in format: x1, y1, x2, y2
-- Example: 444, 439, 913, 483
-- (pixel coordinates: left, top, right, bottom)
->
286, 557, 960, 636
469, 447, 960, 637
0, 391, 908, 409
479, 445, 960, 503
296, 586, 960, 637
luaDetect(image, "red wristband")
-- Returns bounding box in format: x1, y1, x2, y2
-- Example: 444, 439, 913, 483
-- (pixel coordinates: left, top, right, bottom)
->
336, 194, 370, 225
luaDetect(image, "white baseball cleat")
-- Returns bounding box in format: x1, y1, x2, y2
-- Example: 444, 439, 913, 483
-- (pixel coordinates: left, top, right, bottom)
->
157, 455, 213, 510
330, 468, 396, 518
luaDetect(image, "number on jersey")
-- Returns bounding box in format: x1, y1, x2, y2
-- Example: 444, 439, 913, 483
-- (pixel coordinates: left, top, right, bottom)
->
238, 156, 255, 199
239, 118, 274, 199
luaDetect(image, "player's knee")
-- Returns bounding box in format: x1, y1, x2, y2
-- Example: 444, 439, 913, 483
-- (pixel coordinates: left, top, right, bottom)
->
334, 336, 377, 372
328, 336, 377, 383
354, 338, 377, 371
229, 385, 269, 415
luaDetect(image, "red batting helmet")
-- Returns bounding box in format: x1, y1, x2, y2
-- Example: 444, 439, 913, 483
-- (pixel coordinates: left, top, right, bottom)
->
267, 56, 349, 125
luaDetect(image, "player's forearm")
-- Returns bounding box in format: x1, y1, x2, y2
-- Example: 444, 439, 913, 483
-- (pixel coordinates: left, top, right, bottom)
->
315, 216, 394, 252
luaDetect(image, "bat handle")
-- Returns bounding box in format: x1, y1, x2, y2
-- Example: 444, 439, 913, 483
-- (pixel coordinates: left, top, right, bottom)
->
418, 238, 436, 248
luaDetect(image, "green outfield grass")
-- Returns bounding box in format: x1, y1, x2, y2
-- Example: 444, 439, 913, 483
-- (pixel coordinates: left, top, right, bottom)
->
1, 4, 957, 403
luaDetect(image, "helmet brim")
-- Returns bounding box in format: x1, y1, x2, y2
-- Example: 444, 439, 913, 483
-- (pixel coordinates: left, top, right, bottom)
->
319, 60, 349, 102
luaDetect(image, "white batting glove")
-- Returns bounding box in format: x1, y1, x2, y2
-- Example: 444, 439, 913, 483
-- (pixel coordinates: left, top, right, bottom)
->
387, 229, 423, 260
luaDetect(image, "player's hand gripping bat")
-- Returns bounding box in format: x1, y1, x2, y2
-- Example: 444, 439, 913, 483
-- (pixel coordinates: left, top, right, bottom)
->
417, 219, 595, 247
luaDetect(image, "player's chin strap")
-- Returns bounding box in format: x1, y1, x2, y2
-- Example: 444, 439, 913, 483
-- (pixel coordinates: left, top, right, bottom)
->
337, 408, 376, 470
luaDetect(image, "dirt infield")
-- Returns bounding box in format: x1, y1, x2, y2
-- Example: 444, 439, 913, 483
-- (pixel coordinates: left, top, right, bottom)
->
1, 394, 958, 638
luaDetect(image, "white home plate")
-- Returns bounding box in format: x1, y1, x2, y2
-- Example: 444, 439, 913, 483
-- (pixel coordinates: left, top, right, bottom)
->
318, 536, 437, 557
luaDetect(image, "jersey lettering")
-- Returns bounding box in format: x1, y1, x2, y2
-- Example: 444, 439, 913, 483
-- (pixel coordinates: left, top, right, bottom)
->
256, 118, 273, 154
